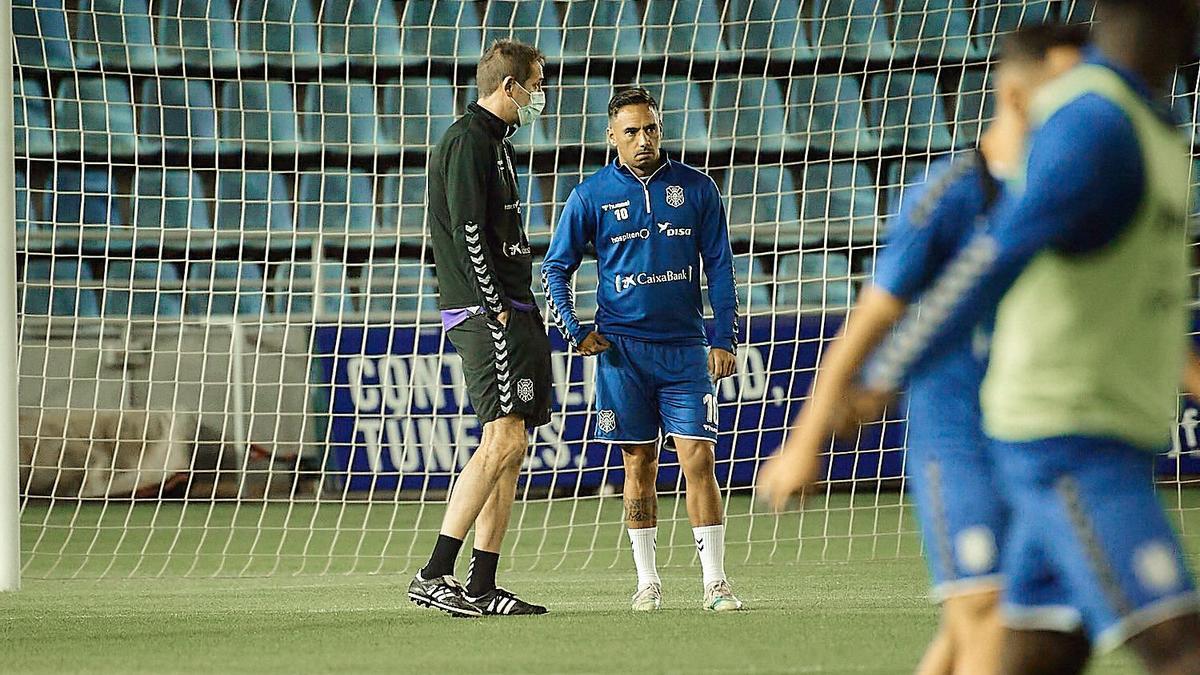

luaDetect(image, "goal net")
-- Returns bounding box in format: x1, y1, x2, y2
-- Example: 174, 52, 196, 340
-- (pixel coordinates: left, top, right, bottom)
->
9, 0, 1199, 580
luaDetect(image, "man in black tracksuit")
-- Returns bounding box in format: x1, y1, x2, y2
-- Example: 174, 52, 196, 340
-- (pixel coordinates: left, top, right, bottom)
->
408, 39, 551, 617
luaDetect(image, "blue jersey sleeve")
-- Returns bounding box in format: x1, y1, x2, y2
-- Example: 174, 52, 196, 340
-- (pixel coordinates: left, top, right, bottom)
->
699, 179, 739, 352
542, 188, 594, 346
873, 159, 982, 301
865, 94, 1145, 391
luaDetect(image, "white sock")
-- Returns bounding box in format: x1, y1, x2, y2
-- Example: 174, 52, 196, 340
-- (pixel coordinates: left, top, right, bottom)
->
627, 526, 660, 589
693, 524, 727, 587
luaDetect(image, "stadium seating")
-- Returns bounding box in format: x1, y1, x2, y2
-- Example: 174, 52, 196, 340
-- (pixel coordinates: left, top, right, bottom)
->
237, 0, 322, 70
953, 67, 993, 148
801, 161, 878, 244
483, 0, 566, 63
637, 77, 710, 153
542, 77, 612, 152
884, 158, 936, 218
50, 167, 123, 232
140, 78, 220, 156
318, 0, 404, 68
14, 77, 54, 158
379, 168, 426, 237
219, 80, 304, 156
868, 71, 955, 153
788, 74, 878, 154
725, 0, 815, 63
185, 261, 264, 316
561, 0, 642, 59
724, 164, 801, 245
401, 0, 484, 63
74, 0, 158, 71
774, 251, 854, 309
380, 76, 458, 149
215, 170, 294, 245
273, 261, 353, 316
812, 0, 892, 62
134, 169, 213, 251
22, 256, 101, 317
365, 261, 438, 316
12, 0, 74, 69
521, 172, 551, 246
733, 254, 771, 307
54, 76, 139, 158
1174, 75, 1199, 147
891, 0, 983, 63
643, 0, 729, 63
103, 260, 185, 317
709, 76, 794, 154
301, 80, 386, 153
154, 0, 242, 71
296, 170, 375, 240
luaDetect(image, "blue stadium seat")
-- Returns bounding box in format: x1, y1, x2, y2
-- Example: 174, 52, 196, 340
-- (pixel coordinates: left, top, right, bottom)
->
1060, 1, 1092, 24
953, 67, 993, 149
802, 161, 879, 244
883, 158, 935, 218
219, 80, 303, 156
725, 0, 815, 63
812, 0, 892, 62
215, 170, 293, 247
541, 77, 611, 151
892, 0, 982, 63
133, 169, 212, 249
725, 164, 801, 246
561, 0, 641, 59
774, 252, 854, 310
297, 170, 375, 236
482, 1, 565, 62
568, 258, 600, 319
54, 77, 139, 158
237, 0, 322, 70
550, 164, 604, 226
74, 0, 158, 71
732, 254, 771, 308
14, 77, 55, 158
50, 168, 123, 241
380, 76, 457, 149
401, 0, 484, 63
103, 260, 184, 317
378, 168, 426, 240
272, 261, 352, 316
520, 172, 551, 247
186, 262, 264, 316
976, 1, 1059, 51
364, 260, 437, 317
868, 72, 955, 152
319, 0, 404, 68
301, 81, 385, 153
789, 74, 878, 153
139, 78, 219, 156
643, 0, 728, 63
636, 77, 709, 153
155, 0, 243, 70
708, 76, 794, 154
15, 169, 29, 234
22, 257, 101, 317
12, 0, 73, 69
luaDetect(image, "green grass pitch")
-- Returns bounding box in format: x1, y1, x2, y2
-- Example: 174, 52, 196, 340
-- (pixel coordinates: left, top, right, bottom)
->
5, 492, 1192, 673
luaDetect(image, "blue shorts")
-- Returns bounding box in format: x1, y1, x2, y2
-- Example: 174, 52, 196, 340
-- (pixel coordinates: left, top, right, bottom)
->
592, 335, 716, 445
906, 424, 1008, 601
993, 436, 1199, 651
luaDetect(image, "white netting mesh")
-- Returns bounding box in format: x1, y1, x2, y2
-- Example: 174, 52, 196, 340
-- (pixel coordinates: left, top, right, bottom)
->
8, 0, 1199, 579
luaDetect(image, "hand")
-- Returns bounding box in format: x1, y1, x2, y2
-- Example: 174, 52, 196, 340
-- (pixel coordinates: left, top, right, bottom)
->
577, 331, 611, 356
496, 310, 510, 328
845, 386, 893, 431
756, 426, 824, 513
707, 348, 737, 381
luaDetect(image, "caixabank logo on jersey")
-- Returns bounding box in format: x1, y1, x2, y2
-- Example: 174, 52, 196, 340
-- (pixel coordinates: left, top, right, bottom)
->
614, 266, 693, 293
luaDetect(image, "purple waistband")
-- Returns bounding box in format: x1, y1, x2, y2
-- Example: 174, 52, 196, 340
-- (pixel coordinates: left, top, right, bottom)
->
441, 301, 536, 331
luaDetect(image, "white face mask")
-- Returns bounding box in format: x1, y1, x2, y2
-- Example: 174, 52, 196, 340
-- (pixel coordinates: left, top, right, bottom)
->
508, 80, 546, 127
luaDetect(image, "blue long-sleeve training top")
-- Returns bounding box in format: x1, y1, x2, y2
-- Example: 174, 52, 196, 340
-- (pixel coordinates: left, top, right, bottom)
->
865, 51, 1154, 391
541, 157, 739, 351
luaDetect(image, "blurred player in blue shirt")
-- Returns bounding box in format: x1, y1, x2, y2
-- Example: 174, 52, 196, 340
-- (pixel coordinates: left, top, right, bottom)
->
542, 87, 741, 612
760, 24, 1088, 675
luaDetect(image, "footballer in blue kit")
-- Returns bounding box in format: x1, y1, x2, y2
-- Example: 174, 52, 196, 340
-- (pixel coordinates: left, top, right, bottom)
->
542, 87, 742, 612
758, 24, 1089, 675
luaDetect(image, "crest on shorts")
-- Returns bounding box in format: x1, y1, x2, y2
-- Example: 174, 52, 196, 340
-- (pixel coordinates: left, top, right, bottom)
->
597, 409, 617, 433
517, 378, 535, 403
665, 185, 685, 208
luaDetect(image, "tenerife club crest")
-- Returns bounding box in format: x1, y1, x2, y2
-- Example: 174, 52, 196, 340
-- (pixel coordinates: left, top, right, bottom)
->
517, 378, 535, 403
597, 409, 617, 433
665, 185, 685, 208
